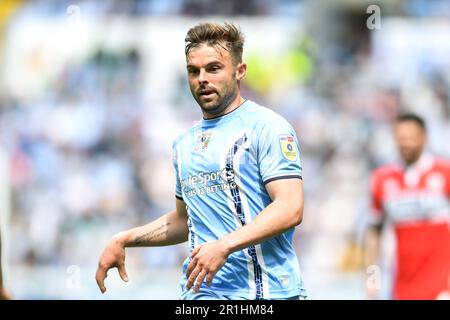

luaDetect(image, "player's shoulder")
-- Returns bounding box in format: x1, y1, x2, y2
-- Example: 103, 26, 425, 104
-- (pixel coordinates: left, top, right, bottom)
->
433, 156, 450, 170
372, 164, 402, 180
242, 100, 293, 129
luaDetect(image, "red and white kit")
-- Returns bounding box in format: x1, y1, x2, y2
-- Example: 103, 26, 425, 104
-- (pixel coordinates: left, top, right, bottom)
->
371, 154, 450, 299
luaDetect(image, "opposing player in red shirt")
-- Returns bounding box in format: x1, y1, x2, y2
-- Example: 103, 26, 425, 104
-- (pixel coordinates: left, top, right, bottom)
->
365, 113, 450, 300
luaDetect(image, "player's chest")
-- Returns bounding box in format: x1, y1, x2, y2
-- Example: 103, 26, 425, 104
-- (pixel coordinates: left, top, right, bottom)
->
381, 171, 450, 223
180, 128, 255, 172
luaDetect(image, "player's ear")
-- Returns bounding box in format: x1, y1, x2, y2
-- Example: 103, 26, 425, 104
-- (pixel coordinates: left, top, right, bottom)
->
235, 62, 247, 81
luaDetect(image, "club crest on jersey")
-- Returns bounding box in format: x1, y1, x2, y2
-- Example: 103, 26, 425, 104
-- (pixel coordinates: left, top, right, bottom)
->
279, 135, 297, 161
193, 132, 212, 153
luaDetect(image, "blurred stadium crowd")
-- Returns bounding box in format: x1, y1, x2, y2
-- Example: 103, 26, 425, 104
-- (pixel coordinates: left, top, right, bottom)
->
1, 0, 450, 298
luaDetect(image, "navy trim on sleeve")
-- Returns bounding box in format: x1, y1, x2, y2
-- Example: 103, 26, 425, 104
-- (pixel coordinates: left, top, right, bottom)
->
175, 195, 183, 200
263, 175, 303, 185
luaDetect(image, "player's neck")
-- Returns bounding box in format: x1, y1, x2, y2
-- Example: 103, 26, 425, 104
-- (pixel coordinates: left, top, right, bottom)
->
203, 95, 246, 120
403, 152, 427, 168
223, 95, 246, 115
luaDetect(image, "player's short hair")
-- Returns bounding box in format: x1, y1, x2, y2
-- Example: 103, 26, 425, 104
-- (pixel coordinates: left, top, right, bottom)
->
395, 113, 427, 131
185, 22, 245, 65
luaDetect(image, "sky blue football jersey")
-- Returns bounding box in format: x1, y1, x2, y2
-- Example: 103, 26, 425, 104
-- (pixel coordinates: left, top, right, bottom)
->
172, 99, 307, 299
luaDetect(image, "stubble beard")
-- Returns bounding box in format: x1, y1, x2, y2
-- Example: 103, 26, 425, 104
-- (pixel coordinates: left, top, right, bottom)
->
195, 84, 238, 118
401, 148, 423, 166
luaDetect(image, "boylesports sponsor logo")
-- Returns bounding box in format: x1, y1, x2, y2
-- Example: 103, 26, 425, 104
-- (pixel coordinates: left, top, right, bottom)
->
181, 169, 237, 198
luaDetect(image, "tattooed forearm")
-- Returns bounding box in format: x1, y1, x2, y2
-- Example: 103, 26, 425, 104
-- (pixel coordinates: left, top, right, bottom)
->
136, 230, 169, 245
134, 222, 171, 245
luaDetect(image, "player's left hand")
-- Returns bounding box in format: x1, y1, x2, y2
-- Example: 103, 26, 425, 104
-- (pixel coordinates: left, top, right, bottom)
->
185, 239, 230, 293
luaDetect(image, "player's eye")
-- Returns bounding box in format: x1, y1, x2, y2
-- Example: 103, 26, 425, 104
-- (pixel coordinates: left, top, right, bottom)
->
208, 65, 221, 72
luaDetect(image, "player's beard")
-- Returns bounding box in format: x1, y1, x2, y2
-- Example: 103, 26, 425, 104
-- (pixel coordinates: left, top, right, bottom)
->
400, 147, 423, 166
193, 81, 238, 118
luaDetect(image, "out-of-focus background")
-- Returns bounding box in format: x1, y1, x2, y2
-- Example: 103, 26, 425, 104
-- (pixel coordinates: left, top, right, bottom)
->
1, 0, 449, 299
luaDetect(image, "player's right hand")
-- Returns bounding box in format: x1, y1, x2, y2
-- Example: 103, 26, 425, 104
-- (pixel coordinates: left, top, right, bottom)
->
95, 234, 129, 293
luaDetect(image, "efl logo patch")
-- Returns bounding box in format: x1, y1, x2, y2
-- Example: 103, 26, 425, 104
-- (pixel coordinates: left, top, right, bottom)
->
279, 135, 297, 161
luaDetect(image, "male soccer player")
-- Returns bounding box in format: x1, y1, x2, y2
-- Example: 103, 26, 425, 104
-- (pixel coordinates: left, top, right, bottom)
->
95, 22, 307, 300
365, 114, 450, 299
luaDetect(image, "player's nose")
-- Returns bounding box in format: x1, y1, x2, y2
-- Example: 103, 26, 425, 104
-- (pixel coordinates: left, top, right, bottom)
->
198, 69, 208, 84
